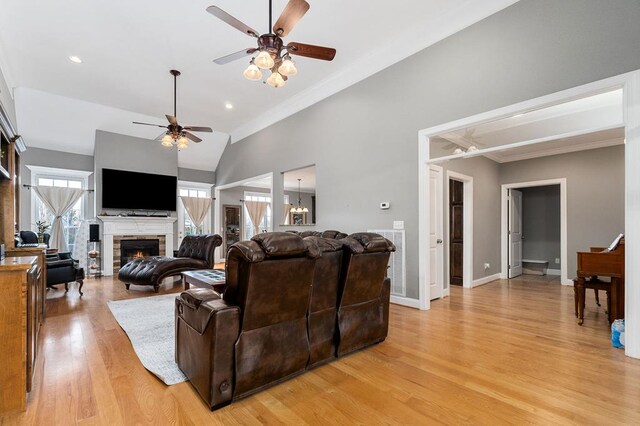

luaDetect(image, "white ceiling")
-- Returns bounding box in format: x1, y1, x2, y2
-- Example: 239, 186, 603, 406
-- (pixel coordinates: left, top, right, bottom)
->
284, 165, 315, 192
0, 0, 519, 159
432, 89, 624, 163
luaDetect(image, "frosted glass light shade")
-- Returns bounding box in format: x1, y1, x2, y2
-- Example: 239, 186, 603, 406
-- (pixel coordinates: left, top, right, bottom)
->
266, 71, 285, 88
243, 63, 262, 81
278, 58, 297, 76
161, 134, 174, 147
254, 51, 274, 69
176, 136, 189, 149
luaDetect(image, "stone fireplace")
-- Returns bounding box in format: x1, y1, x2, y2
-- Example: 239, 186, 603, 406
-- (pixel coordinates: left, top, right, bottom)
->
98, 216, 177, 276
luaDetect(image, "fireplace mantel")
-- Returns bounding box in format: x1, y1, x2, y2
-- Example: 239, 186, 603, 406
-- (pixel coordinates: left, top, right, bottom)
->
98, 215, 177, 276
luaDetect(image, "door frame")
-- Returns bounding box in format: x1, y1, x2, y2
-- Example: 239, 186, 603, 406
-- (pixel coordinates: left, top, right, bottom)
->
419, 70, 640, 359
445, 171, 474, 290
213, 172, 273, 263
500, 179, 568, 285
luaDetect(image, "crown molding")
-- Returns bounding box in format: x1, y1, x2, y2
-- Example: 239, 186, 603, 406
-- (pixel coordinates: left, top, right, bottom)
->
230, 0, 520, 143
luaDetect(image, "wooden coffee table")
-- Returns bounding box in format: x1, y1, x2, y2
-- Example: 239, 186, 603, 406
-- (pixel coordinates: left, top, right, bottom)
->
182, 269, 226, 293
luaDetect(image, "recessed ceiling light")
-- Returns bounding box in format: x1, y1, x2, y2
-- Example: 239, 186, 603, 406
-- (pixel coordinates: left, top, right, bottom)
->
68, 56, 83, 64
225, 103, 233, 110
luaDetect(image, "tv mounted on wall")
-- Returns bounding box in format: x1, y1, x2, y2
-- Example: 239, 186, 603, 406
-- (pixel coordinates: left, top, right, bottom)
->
102, 168, 177, 211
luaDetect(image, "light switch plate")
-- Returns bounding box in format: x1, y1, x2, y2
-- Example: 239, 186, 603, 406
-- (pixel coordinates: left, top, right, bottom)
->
393, 220, 404, 230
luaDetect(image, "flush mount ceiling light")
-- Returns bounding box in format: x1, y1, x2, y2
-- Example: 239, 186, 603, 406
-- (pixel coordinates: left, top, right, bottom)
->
290, 178, 309, 213
207, 0, 336, 88
68, 55, 83, 64
131, 70, 213, 150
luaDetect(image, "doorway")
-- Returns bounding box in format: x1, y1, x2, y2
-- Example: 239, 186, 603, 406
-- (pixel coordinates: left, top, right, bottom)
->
449, 179, 464, 286
501, 179, 568, 284
444, 171, 473, 293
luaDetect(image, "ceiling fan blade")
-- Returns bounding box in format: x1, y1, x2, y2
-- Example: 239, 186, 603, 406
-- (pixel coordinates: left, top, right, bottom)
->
132, 121, 167, 128
166, 115, 178, 125
286, 42, 336, 61
206, 6, 259, 38
183, 126, 213, 133
184, 132, 202, 143
213, 48, 258, 65
273, 0, 310, 37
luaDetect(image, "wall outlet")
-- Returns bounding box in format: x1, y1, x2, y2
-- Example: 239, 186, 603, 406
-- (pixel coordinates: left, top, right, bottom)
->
555, 258, 560, 264
484, 263, 490, 270
393, 220, 404, 230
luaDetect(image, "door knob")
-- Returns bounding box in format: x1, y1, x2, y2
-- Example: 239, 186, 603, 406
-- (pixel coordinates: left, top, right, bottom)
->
437, 239, 443, 244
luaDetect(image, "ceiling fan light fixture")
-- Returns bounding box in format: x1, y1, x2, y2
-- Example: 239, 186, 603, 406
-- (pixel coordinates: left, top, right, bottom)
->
278, 57, 297, 77
254, 50, 275, 69
176, 136, 189, 149
243, 62, 263, 81
161, 134, 174, 147
267, 71, 286, 88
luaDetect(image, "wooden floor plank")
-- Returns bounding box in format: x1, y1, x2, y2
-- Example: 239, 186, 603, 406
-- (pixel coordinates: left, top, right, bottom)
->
1, 274, 639, 425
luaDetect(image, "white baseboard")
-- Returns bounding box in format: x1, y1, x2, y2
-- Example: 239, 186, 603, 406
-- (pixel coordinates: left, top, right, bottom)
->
546, 268, 561, 276
390, 295, 422, 309
472, 273, 501, 288
561, 278, 574, 286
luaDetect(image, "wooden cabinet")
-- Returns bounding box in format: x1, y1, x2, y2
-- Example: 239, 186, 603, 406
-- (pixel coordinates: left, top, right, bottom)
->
0, 256, 40, 414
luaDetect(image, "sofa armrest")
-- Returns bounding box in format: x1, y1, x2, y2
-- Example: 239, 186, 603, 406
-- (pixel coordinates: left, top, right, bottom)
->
46, 259, 75, 269
176, 290, 240, 410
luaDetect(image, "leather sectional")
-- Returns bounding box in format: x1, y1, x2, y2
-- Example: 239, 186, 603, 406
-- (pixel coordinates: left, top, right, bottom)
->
175, 231, 395, 410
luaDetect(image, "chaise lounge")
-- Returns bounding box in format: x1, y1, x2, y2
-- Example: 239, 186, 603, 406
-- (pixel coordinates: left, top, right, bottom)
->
118, 234, 222, 293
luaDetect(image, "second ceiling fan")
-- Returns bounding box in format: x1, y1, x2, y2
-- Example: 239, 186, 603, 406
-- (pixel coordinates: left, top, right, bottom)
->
207, 0, 336, 88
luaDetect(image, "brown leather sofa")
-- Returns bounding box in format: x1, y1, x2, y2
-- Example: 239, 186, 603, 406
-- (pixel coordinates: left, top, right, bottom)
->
175, 231, 394, 410
118, 234, 222, 293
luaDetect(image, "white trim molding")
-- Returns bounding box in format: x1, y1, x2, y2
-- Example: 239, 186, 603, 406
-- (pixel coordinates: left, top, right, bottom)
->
418, 70, 640, 359
500, 179, 569, 286
472, 273, 501, 288
390, 295, 422, 309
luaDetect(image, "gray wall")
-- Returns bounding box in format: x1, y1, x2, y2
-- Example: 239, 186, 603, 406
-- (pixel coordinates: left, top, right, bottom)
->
442, 156, 501, 281
500, 145, 625, 278
216, 0, 640, 299
94, 130, 178, 216
521, 185, 561, 270
19, 147, 95, 231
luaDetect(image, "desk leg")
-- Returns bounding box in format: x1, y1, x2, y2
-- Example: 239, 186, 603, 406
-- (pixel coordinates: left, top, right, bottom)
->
576, 277, 586, 325
183, 276, 189, 291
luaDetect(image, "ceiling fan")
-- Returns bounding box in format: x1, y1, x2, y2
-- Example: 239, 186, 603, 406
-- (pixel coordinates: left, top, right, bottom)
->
207, 0, 336, 88
132, 70, 213, 149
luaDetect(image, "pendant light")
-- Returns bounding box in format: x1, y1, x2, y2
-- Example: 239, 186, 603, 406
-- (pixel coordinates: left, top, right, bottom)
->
290, 178, 309, 213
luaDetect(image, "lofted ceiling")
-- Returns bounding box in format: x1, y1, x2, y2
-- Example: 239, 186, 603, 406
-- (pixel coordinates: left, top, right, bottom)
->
0, 0, 518, 171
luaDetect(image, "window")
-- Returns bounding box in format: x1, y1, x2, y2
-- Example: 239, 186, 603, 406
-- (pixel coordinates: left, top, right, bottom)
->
244, 192, 272, 239
33, 175, 85, 252
179, 185, 211, 237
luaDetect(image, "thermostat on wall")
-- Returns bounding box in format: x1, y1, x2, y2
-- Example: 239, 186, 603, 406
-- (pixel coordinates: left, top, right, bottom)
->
380, 202, 390, 210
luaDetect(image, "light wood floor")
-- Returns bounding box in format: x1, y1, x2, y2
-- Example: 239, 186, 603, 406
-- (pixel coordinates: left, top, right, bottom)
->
2, 275, 639, 425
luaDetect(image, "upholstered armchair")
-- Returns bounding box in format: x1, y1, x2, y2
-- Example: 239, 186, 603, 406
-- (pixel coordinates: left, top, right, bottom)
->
46, 252, 85, 295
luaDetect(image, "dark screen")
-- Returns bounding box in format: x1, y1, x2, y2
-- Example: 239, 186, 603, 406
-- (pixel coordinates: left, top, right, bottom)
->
102, 168, 177, 211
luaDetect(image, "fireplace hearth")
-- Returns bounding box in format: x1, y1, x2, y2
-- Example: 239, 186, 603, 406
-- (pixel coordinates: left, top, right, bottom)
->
120, 239, 160, 267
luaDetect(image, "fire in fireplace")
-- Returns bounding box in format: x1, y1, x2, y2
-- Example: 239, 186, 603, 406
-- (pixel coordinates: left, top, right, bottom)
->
120, 239, 160, 266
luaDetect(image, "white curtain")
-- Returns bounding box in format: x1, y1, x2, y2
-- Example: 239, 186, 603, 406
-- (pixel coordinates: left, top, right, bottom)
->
245, 201, 269, 236
180, 196, 212, 228
72, 220, 90, 271
33, 186, 84, 252
283, 204, 290, 225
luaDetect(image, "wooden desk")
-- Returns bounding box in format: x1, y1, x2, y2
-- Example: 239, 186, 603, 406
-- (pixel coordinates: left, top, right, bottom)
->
0, 256, 38, 414
182, 269, 226, 294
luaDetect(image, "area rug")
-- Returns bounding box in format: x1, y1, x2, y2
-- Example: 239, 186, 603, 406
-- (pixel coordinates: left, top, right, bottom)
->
107, 294, 187, 385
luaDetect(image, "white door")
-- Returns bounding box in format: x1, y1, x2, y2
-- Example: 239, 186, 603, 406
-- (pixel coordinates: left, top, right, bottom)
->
508, 189, 523, 278
429, 166, 444, 299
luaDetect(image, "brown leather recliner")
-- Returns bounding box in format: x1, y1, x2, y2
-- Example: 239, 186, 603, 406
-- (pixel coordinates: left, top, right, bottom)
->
337, 233, 396, 356
321, 230, 348, 239
176, 232, 320, 409
118, 234, 222, 293
304, 236, 344, 368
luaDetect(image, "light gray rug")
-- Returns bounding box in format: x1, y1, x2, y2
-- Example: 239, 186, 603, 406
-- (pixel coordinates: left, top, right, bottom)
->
107, 294, 187, 385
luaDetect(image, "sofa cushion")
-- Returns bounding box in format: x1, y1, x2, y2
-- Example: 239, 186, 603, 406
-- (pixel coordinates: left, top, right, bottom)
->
251, 232, 319, 259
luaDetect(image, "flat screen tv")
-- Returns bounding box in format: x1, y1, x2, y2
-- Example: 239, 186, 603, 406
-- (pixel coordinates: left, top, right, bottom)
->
102, 168, 177, 211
